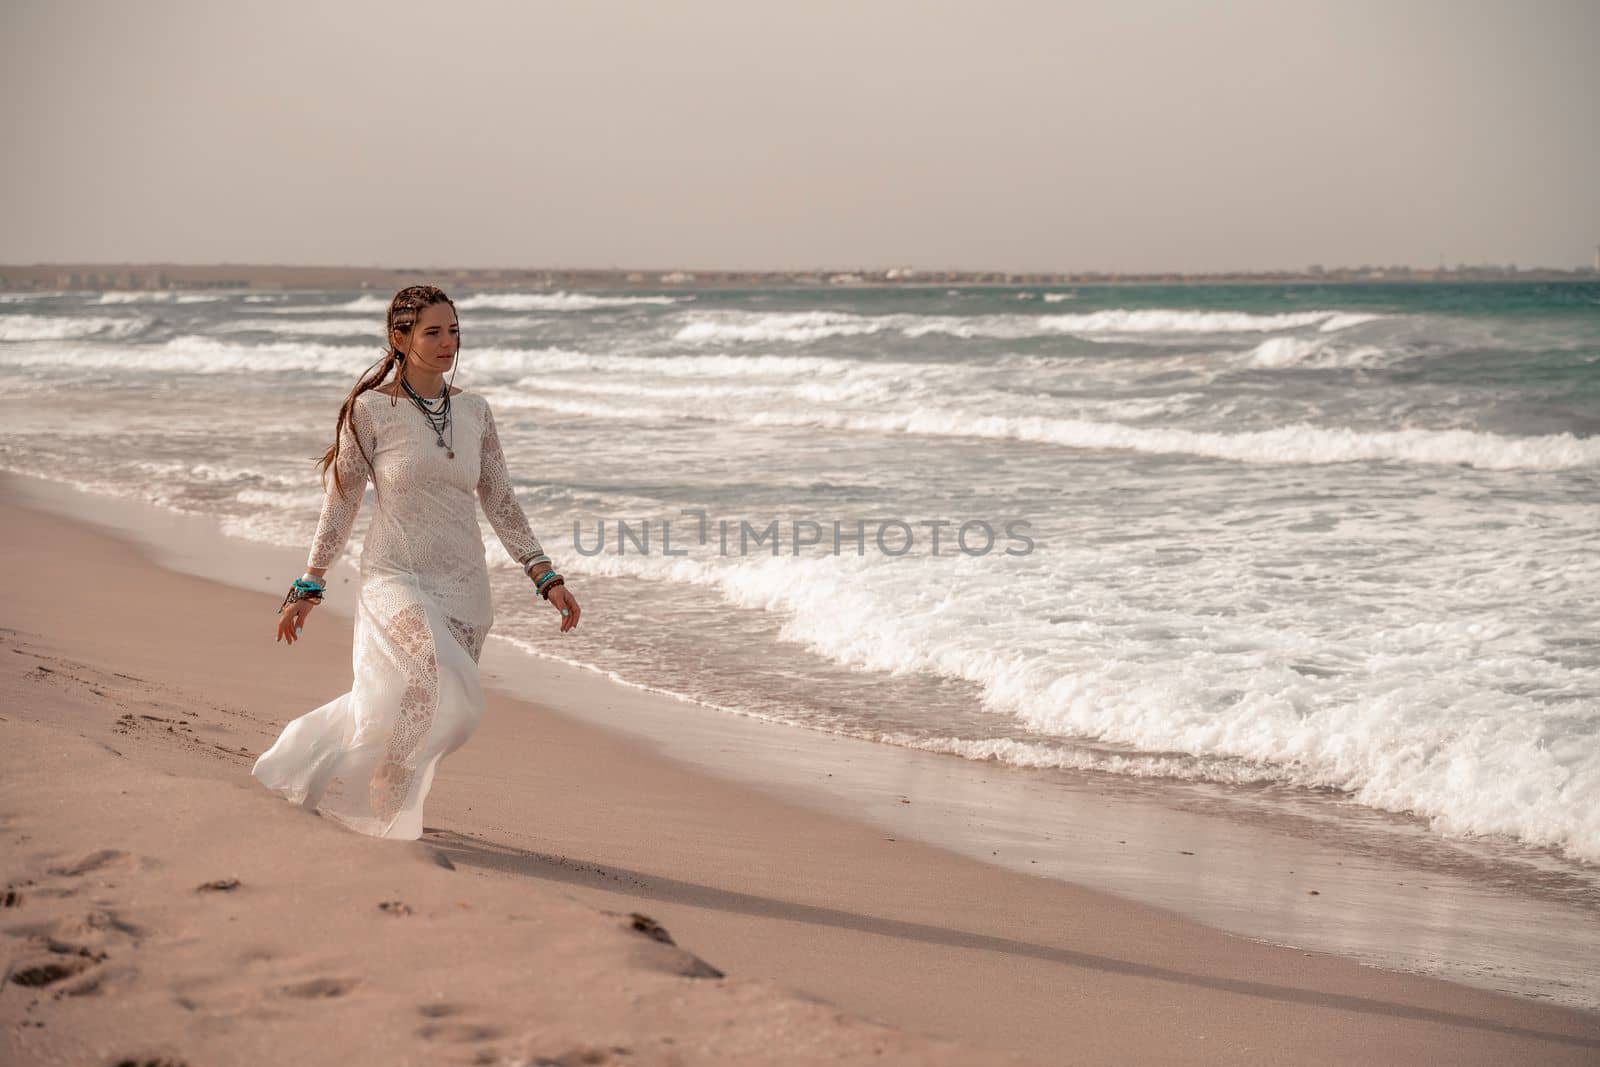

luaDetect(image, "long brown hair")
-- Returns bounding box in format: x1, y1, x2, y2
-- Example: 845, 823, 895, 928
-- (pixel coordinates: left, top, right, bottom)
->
318, 284, 457, 495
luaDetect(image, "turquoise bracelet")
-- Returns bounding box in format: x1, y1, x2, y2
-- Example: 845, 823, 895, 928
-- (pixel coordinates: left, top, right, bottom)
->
279, 579, 325, 615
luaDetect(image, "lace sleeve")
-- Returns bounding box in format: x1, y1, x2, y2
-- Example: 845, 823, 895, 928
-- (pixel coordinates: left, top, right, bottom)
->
476, 400, 546, 566
307, 398, 376, 570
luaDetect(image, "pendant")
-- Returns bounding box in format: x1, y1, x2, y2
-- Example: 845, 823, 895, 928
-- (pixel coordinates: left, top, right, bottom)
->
447, 451, 455, 459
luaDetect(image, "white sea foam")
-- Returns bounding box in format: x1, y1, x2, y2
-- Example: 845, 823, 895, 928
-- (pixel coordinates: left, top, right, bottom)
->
514, 373, 904, 407
674, 311, 887, 344
0, 335, 375, 375
481, 386, 1600, 471
222, 318, 386, 337
1246, 336, 1395, 369
335, 295, 390, 313
757, 409, 1600, 470
94, 291, 221, 304
1317, 312, 1386, 332
455, 291, 684, 311
127, 458, 298, 485
485, 347, 864, 380
252, 294, 391, 315
884, 734, 1277, 782
0, 315, 150, 342
672, 308, 1389, 345
570, 540, 1600, 863
928, 308, 1364, 336
0, 336, 880, 383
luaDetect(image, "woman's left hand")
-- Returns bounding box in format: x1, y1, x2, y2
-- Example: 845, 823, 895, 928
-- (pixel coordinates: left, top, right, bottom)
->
548, 584, 581, 633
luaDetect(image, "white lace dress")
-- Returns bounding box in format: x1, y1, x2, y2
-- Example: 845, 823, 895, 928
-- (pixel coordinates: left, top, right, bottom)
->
252, 388, 546, 839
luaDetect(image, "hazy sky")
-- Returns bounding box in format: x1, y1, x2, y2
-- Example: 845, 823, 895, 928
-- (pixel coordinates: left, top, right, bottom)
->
4, 0, 1596, 272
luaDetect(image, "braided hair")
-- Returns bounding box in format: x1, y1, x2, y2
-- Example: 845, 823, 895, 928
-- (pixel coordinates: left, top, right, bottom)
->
317, 284, 457, 496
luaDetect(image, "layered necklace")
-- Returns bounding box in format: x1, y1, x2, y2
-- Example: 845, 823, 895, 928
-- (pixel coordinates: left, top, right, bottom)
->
400, 373, 454, 458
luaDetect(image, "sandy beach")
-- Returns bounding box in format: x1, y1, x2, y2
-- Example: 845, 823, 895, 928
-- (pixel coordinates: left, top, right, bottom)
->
2, 488, 1598, 1066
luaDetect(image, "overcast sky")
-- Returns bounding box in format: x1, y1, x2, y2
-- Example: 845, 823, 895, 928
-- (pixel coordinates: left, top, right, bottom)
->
3, 0, 1596, 273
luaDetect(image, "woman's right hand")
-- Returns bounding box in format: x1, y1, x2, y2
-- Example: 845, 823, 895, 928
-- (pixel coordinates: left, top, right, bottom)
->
276, 600, 315, 646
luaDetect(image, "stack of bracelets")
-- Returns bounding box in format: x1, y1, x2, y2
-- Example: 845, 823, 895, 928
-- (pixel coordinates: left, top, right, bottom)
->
281, 562, 563, 614
278, 574, 325, 614
522, 554, 566, 600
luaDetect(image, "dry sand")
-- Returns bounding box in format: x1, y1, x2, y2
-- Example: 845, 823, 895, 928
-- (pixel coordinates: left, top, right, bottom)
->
1, 492, 1597, 1066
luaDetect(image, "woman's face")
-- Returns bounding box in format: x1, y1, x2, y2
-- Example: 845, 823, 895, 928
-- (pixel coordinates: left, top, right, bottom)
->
395, 302, 459, 374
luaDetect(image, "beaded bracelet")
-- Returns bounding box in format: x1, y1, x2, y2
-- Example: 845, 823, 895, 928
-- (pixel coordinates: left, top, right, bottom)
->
278, 578, 325, 614
538, 576, 565, 601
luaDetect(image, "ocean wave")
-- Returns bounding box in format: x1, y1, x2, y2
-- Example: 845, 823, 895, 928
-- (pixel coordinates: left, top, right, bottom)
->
672, 308, 1388, 345
1317, 312, 1386, 332
0, 335, 378, 374
1245, 336, 1396, 369
482, 386, 1600, 471
674, 311, 887, 344
488, 347, 865, 379
500, 367, 1197, 417
122, 459, 307, 497
883, 734, 1281, 782
334, 295, 390, 313
456, 291, 685, 311
917, 308, 1371, 338
501, 373, 907, 407
251, 294, 391, 315
756, 409, 1600, 471
94, 291, 222, 304
0, 315, 151, 342
552, 545, 1600, 863
0, 335, 888, 384
221, 317, 386, 338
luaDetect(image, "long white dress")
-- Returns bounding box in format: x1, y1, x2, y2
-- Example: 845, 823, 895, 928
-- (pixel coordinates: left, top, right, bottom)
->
252, 388, 546, 839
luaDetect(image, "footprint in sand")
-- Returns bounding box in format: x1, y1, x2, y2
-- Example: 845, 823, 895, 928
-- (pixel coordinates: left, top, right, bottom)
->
414, 1003, 505, 1044
278, 975, 359, 999
528, 1045, 633, 1066
48, 848, 134, 877
417, 1020, 507, 1042
8, 953, 97, 988
5, 906, 141, 995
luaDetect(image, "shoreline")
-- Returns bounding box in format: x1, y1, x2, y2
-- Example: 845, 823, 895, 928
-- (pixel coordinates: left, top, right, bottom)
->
2, 482, 1598, 1063
7, 470, 1600, 1013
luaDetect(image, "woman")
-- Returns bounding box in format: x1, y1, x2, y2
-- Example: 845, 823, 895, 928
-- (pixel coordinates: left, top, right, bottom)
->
253, 284, 580, 839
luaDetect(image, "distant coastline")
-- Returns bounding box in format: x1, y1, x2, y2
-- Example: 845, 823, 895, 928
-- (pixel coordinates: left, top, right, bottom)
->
1, 261, 1596, 292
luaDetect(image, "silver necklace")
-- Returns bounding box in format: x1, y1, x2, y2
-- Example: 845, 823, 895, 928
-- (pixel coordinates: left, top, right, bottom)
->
400, 375, 454, 458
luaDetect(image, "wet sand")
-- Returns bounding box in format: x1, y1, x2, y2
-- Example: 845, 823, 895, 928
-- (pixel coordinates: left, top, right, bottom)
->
2, 490, 1597, 1065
